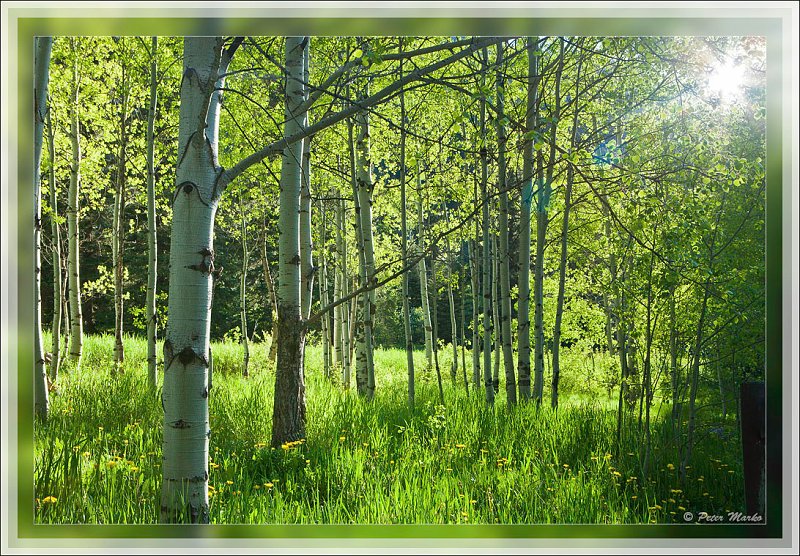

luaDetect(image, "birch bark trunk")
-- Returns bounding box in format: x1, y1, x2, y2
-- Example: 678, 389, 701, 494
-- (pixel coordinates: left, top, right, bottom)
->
34, 36, 53, 420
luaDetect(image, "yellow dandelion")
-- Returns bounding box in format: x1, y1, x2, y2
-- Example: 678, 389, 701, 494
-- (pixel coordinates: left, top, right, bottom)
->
265, 482, 274, 488
210, 462, 220, 470
455, 444, 466, 449
697, 477, 704, 482
339, 436, 346, 442
254, 484, 261, 489
461, 511, 468, 517
129, 466, 140, 473
123, 440, 129, 445
42, 496, 57, 504
669, 498, 676, 503
82, 451, 91, 458
678, 506, 686, 511
612, 471, 622, 477
563, 464, 570, 468
631, 495, 638, 500
106, 461, 117, 469
667, 463, 675, 470
226, 480, 233, 485
670, 489, 682, 494
446, 467, 452, 472
703, 492, 709, 496
390, 460, 395, 465
728, 470, 734, 474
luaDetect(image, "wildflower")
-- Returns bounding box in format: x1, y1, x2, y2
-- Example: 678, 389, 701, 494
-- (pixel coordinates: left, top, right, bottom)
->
339, 436, 346, 442
305, 459, 310, 465
728, 470, 734, 474
612, 471, 621, 477
631, 495, 638, 500
390, 460, 395, 465
106, 461, 117, 469
470, 500, 476, 504
265, 482, 274, 488
455, 444, 466, 449
42, 496, 57, 504
697, 477, 704, 482
703, 492, 709, 496
648, 505, 662, 511
670, 489, 682, 494
254, 484, 261, 490
667, 463, 675, 470
446, 467, 452, 472
210, 462, 220, 470
82, 451, 91, 458
668, 498, 676, 503
678, 506, 686, 511
226, 480, 233, 485
563, 464, 569, 468
129, 466, 140, 473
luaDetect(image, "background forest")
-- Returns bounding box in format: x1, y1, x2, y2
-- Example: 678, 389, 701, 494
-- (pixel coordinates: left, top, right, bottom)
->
32, 34, 766, 525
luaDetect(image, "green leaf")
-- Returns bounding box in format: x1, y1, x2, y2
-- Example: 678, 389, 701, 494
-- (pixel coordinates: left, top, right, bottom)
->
353, 48, 363, 58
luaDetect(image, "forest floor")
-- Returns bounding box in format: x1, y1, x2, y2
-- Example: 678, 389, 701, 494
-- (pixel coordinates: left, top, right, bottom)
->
33, 334, 744, 524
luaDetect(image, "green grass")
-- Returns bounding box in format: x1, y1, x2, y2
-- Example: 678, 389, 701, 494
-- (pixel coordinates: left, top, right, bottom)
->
34, 334, 744, 524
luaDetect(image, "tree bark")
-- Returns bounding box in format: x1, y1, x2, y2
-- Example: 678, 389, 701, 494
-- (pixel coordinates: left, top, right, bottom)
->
552, 38, 576, 409
146, 36, 159, 392
34, 36, 53, 420
160, 36, 230, 523
417, 162, 434, 370
480, 46, 494, 405
495, 41, 516, 405
271, 36, 309, 446
112, 38, 129, 368
517, 36, 538, 402
300, 39, 315, 320
67, 38, 84, 365
46, 103, 62, 385
399, 49, 415, 405
239, 199, 250, 377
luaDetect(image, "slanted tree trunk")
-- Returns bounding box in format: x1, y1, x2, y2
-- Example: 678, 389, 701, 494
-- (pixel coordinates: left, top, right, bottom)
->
492, 235, 501, 393
271, 36, 310, 447
112, 38, 129, 368
34, 36, 53, 420
417, 161, 434, 370
239, 199, 250, 377
480, 46, 494, 405
517, 36, 538, 401
399, 51, 415, 405
260, 223, 279, 364
146, 36, 159, 392
67, 38, 84, 365
681, 275, 712, 484
495, 41, 516, 405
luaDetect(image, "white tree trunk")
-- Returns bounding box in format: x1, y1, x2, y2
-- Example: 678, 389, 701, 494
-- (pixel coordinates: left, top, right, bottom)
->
271, 36, 309, 446
67, 38, 83, 365
399, 55, 415, 405
240, 200, 250, 377
160, 36, 228, 523
300, 40, 315, 319
46, 103, 62, 384
34, 36, 53, 420
479, 47, 494, 404
146, 36, 159, 392
495, 41, 516, 405
416, 162, 433, 370
112, 38, 128, 367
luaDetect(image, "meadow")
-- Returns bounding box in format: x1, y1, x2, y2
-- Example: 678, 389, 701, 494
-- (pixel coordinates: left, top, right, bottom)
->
34, 334, 744, 525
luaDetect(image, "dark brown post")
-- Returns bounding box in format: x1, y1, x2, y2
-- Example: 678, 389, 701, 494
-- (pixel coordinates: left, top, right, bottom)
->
739, 381, 765, 518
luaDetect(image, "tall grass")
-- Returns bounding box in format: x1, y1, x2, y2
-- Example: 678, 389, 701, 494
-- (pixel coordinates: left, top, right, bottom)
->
34, 334, 744, 524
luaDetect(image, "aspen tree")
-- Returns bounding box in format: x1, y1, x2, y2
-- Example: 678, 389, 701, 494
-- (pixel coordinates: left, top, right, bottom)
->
66, 38, 83, 365
34, 36, 53, 420
146, 36, 158, 391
